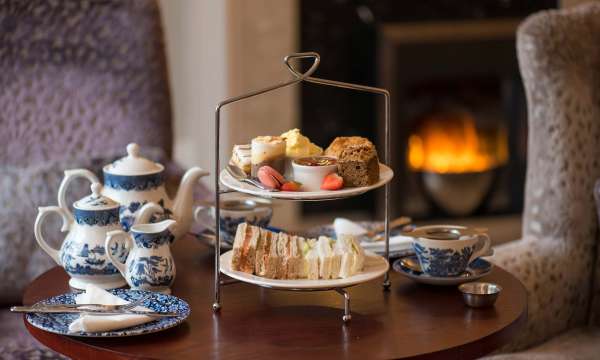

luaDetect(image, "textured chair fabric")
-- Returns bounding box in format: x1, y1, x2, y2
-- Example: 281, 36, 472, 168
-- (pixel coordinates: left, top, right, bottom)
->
484, 2, 600, 355
591, 180, 600, 325
0, 0, 173, 166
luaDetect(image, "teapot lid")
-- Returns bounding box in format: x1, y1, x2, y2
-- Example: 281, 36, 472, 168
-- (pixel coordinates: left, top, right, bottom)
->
104, 143, 164, 176
73, 183, 119, 211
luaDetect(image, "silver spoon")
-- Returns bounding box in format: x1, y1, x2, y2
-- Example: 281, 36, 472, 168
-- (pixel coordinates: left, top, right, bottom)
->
226, 164, 279, 192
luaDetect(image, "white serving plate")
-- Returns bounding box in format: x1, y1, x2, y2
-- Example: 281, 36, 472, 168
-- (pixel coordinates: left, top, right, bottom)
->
220, 250, 389, 290
219, 163, 393, 201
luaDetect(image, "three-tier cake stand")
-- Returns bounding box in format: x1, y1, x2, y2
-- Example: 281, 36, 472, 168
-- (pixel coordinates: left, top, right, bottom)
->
212, 52, 392, 322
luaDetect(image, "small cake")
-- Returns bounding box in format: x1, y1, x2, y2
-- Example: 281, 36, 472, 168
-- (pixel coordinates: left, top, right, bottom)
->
251, 136, 286, 177
280, 129, 323, 158
230, 144, 251, 175
325, 137, 380, 187
280, 128, 323, 176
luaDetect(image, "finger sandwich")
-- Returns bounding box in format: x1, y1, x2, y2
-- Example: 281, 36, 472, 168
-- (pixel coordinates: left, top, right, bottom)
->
231, 223, 260, 274
231, 224, 365, 280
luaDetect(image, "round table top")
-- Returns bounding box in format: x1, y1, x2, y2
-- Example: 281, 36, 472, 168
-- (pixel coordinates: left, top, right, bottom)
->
23, 235, 527, 360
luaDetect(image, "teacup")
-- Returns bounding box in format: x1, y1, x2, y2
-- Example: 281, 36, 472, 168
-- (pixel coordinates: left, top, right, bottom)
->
408, 225, 492, 277
194, 198, 272, 243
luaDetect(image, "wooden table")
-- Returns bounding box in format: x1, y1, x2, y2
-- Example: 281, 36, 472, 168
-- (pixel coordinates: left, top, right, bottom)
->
23, 235, 527, 359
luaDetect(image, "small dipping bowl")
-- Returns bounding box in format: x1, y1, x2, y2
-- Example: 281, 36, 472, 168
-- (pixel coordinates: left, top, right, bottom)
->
291, 156, 338, 191
458, 282, 502, 308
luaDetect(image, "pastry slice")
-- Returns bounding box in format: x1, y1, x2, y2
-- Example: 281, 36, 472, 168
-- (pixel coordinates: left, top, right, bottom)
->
276, 232, 290, 279
317, 236, 333, 279
231, 144, 251, 175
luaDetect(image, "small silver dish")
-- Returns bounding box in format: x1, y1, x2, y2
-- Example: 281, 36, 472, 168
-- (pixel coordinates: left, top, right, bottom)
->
458, 282, 502, 308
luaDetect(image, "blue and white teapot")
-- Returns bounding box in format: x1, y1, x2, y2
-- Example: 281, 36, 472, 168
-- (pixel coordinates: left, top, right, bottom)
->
58, 143, 209, 241
34, 183, 161, 290
105, 219, 177, 294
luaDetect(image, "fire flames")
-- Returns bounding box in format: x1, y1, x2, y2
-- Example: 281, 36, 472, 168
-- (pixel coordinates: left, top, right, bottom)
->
408, 110, 508, 173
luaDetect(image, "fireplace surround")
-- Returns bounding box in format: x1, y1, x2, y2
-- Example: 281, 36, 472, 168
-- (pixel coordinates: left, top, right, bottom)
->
300, 0, 556, 220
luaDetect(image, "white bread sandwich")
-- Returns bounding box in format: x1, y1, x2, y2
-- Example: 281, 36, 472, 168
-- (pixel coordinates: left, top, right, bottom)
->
286, 236, 303, 279
330, 237, 342, 279
334, 234, 365, 278
302, 238, 320, 280
349, 235, 365, 274
317, 236, 334, 279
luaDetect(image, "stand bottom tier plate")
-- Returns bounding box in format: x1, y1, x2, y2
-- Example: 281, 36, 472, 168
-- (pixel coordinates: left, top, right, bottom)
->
219, 250, 389, 290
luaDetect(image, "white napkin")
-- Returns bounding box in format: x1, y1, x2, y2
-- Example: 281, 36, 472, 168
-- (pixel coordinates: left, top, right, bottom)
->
333, 218, 413, 252
68, 284, 154, 333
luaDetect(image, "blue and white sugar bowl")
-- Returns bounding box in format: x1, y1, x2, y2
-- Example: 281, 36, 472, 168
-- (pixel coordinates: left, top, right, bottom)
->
34, 183, 162, 290
403, 225, 493, 277
105, 219, 177, 294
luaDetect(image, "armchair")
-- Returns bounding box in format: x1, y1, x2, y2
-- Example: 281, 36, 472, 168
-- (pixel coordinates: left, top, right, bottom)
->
484, 3, 600, 358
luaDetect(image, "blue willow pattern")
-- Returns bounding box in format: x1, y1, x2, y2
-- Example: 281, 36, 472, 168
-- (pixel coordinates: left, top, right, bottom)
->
74, 208, 120, 226
128, 255, 174, 287
26, 289, 190, 337
219, 215, 272, 242
61, 241, 119, 276
119, 199, 172, 232
104, 171, 164, 191
413, 242, 475, 277
133, 229, 174, 249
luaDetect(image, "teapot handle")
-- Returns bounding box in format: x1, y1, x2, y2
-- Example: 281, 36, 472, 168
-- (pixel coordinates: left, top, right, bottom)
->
58, 169, 100, 220
105, 230, 131, 277
34, 206, 72, 265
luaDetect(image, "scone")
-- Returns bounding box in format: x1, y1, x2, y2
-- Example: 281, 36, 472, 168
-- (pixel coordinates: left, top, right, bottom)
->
325, 137, 380, 187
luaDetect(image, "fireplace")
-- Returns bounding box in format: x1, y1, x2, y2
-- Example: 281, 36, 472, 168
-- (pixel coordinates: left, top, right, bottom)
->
300, 1, 556, 220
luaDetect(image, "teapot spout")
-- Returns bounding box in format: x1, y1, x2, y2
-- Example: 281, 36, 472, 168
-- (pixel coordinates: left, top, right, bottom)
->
172, 167, 210, 238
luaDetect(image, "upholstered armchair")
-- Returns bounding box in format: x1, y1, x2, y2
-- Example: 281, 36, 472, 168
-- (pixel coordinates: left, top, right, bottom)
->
484, 3, 600, 358
0, 1, 207, 358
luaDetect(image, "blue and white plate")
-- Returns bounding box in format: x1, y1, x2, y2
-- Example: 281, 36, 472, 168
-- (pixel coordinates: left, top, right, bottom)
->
392, 255, 493, 286
26, 289, 190, 337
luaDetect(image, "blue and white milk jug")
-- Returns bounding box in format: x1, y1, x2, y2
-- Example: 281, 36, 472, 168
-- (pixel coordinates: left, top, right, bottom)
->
34, 183, 161, 290
105, 219, 177, 294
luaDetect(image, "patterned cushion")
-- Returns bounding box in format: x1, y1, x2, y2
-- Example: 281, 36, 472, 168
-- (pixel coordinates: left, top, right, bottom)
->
489, 2, 600, 351
0, 0, 173, 167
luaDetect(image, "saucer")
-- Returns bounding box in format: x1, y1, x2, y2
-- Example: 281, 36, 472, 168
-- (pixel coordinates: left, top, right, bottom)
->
392, 255, 493, 286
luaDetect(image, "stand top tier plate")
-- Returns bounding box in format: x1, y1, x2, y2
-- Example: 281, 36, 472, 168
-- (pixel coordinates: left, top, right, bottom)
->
219, 163, 393, 201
